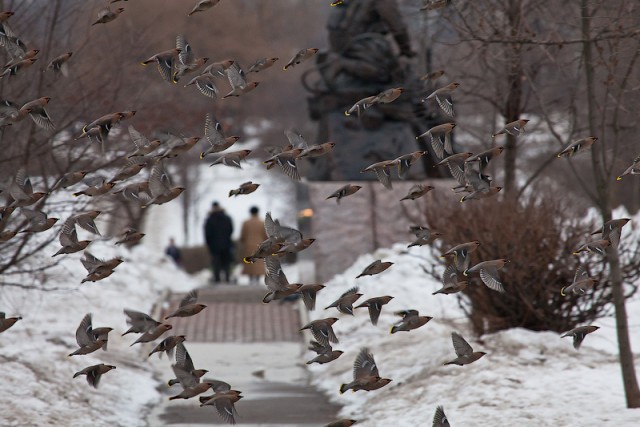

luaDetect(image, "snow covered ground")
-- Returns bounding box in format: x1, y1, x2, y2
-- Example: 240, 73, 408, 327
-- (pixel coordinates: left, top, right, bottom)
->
307, 219, 640, 426
0, 152, 301, 426
3, 149, 639, 426
0, 240, 201, 427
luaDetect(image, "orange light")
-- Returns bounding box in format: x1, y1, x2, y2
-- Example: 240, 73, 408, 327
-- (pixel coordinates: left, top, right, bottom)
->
298, 208, 314, 218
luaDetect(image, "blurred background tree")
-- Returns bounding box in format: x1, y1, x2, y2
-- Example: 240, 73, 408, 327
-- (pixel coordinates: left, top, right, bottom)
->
413, 0, 640, 407
0, 0, 329, 284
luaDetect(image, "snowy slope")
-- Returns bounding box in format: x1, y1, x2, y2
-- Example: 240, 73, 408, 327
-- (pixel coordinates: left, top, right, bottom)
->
0, 153, 299, 426
307, 224, 640, 426
0, 241, 201, 427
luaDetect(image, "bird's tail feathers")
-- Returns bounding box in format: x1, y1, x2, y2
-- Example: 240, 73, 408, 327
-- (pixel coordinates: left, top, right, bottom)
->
262, 293, 274, 303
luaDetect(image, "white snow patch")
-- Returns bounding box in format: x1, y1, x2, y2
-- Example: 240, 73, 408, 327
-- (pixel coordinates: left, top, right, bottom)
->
0, 241, 202, 427
306, 219, 640, 426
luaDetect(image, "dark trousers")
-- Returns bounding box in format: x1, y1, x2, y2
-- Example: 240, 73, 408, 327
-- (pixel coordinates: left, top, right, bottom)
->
211, 251, 231, 283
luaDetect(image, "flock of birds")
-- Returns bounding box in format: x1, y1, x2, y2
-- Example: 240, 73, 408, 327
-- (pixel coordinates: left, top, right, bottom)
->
65, 290, 245, 422
0, 0, 639, 426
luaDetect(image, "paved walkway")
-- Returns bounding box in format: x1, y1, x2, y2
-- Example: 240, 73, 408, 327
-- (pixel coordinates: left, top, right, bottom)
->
147, 284, 339, 427
162, 286, 301, 342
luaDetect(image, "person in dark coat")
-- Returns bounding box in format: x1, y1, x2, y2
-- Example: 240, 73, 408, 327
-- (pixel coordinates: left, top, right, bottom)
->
165, 237, 182, 268
204, 201, 234, 283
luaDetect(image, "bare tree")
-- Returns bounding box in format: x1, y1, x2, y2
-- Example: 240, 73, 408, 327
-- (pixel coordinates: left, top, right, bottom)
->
422, 0, 640, 407
576, 0, 640, 407
429, 0, 551, 195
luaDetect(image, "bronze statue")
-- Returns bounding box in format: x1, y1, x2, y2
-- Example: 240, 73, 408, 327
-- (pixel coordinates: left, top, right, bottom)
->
305, 0, 445, 181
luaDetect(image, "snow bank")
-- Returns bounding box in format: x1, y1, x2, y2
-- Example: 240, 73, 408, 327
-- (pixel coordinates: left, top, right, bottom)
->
0, 241, 201, 427
0, 155, 300, 425
307, 224, 640, 425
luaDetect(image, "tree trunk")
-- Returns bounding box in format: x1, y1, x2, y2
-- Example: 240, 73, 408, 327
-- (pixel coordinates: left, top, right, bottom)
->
503, 0, 523, 197
607, 245, 640, 407
581, 0, 640, 408
369, 183, 379, 251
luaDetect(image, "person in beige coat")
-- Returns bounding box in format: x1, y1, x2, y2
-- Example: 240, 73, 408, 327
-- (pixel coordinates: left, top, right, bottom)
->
240, 206, 268, 284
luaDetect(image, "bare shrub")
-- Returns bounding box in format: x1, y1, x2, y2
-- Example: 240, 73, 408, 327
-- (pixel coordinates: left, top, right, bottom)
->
416, 193, 639, 335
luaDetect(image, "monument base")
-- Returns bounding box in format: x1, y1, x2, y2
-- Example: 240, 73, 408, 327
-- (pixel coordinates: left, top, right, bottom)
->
306, 179, 456, 282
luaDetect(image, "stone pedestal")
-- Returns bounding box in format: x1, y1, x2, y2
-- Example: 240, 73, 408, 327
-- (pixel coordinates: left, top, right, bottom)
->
306, 179, 455, 282
306, 111, 428, 181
